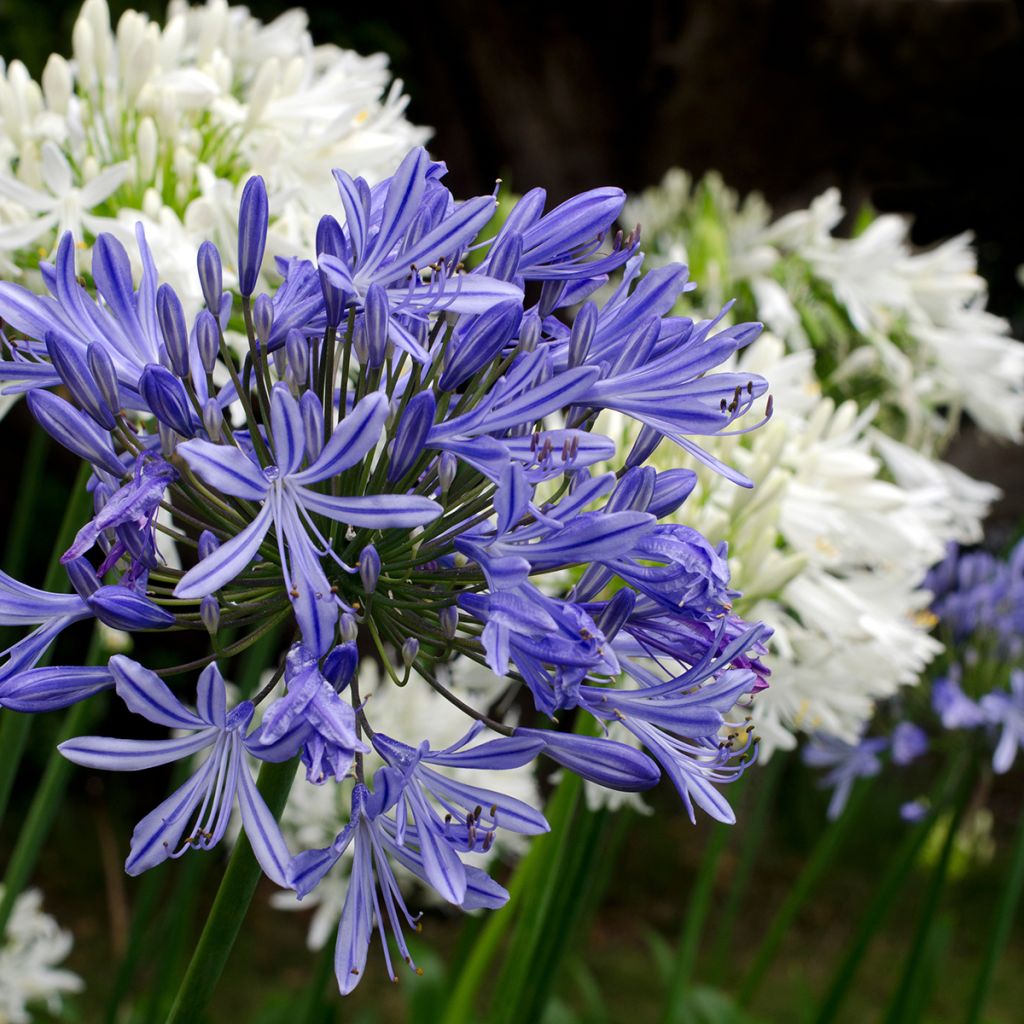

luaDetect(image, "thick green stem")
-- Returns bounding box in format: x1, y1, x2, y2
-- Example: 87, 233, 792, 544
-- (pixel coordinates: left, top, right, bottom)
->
964, 786, 1024, 1024
0, 690, 100, 933
660, 821, 730, 1023
164, 757, 296, 1024
738, 776, 875, 1006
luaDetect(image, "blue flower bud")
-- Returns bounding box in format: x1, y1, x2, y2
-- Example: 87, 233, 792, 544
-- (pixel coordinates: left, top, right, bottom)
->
299, 391, 324, 461
140, 364, 194, 437
200, 594, 220, 635
44, 331, 116, 430
286, 329, 309, 387
65, 556, 101, 599
364, 284, 389, 368
538, 279, 566, 318
87, 343, 120, 417
316, 214, 348, 327
197, 240, 223, 312
520, 728, 661, 792
339, 612, 359, 644
401, 637, 419, 667
253, 293, 274, 347
352, 321, 369, 363
359, 544, 380, 595
87, 585, 175, 631
487, 230, 523, 282
156, 283, 190, 377
196, 310, 220, 374
624, 424, 663, 469
518, 311, 541, 354
647, 469, 697, 518
595, 587, 635, 641
322, 641, 358, 692
237, 175, 269, 297
198, 530, 220, 561
439, 605, 458, 639
202, 399, 223, 441
438, 451, 458, 494
440, 301, 522, 392
388, 390, 436, 482
607, 466, 655, 513
568, 301, 598, 368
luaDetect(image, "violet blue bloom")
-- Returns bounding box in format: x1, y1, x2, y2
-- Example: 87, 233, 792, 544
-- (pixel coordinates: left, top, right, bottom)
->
58, 655, 292, 884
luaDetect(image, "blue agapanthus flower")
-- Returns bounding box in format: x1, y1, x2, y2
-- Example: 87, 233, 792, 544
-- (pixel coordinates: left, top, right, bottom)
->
0, 147, 773, 994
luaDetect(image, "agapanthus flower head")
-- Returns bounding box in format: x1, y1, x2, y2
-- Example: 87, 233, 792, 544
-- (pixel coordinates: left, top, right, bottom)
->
0, 148, 773, 994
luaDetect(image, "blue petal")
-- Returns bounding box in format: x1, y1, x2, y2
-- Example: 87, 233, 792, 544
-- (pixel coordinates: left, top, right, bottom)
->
0, 664, 112, 711
522, 729, 661, 791
87, 586, 174, 631
196, 663, 227, 727
59, 729, 216, 772
236, 754, 293, 887
177, 439, 269, 500
26, 390, 125, 478
293, 391, 389, 484
294, 488, 441, 529
237, 176, 269, 296
109, 654, 207, 729
270, 383, 306, 475
173, 502, 274, 599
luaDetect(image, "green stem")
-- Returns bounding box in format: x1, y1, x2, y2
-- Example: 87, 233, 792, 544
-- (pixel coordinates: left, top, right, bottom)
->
0, 688, 100, 933
883, 763, 975, 1024
710, 756, 783, 985
660, 821, 730, 1023
738, 775, 875, 1006
964, 784, 1024, 1024
164, 757, 296, 1024
812, 753, 969, 1024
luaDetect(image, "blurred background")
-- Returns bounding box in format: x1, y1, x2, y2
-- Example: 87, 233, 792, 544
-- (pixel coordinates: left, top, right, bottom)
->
1, 1, 1023, 1021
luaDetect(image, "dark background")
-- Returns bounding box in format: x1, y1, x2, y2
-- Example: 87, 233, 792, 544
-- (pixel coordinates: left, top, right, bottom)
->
1, 0, 1022, 313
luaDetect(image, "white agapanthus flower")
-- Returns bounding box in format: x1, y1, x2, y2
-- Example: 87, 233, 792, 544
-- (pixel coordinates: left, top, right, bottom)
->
601, 333, 999, 757
0, 0, 428, 299
625, 170, 1024, 448
0, 887, 82, 1024
271, 658, 541, 951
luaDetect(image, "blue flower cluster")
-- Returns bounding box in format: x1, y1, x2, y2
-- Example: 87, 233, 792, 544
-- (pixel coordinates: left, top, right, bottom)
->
0, 148, 771, 992
806, 538, 1024, 820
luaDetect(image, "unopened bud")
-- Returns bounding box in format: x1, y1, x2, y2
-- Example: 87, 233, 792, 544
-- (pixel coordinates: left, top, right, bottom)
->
200, 594, 220, 635
359, 544, 380, 595
401, 637, 419, 668
440, 605, 458, 639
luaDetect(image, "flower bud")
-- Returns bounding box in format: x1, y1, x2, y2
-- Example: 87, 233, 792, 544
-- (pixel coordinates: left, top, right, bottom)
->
66, 556, 101, 599
568, 301, 598, 368
439, 605, 458, 639
202, 398, 223, 441
322, 642, 358, 692
197, 241, 223, 313
339, 612, 359, 644
401, 637, 419, 668
137, 115, 158, 184
363, 284, 389, 368
200, 594, 220, 636
286, 329, 308, 387
87, 343, 120, 416
140, 364, 193, 437
299, 391, 323, 462
438, 451, 458, 494
45, 331, 116, 430
156, 283, 189, 377
196, 310, 219, 373
359, 544, 380, 595
388, 390, 435, 482
41, 54, 73, 114
198, 530, 220, 561
237, 175, 268, 297
253, 292, 274, 348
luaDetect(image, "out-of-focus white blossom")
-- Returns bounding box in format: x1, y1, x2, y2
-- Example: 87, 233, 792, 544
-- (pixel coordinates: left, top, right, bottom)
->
625, 170, 1024, 448
0, 887, 82, 1024
601, 333, 998, 757
0, 0, 428, 301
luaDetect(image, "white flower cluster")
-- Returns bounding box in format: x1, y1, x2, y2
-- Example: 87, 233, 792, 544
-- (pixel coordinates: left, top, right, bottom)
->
272, 658, 540, 949
0, 887, 82, 1024
0, 0, 428, 308
625, 170, 1024, 449
601, 333, 999, 757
